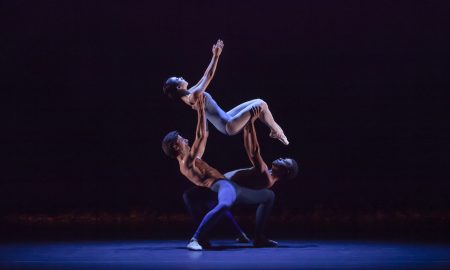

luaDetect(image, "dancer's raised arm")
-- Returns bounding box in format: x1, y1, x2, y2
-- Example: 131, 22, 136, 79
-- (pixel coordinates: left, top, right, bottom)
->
189, 95, 209, 160
189, 40, 224, 99
243, 123, 268, 172
243, 108, 269, 172
243, 118, 276, 188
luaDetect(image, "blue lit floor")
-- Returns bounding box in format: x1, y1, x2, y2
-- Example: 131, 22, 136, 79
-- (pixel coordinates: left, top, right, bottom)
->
1, 240, 449, 269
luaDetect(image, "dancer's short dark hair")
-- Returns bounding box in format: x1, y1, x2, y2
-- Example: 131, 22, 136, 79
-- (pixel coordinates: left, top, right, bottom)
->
163, 77, 189, 99
162, 131, 180, 158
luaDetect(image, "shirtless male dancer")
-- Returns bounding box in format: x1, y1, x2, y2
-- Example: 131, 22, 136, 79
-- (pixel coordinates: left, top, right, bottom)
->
162, 95, 277, 251
183, 108, 298, 244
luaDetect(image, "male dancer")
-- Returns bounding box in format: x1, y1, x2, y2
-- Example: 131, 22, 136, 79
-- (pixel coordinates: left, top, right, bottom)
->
182, 107, 298, 244
162, 95, 277, 251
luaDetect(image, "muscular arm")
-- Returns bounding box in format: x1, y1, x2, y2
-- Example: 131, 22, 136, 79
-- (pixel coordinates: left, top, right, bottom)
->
243, 120, 269, 173
188, 40, 223, 99
243, 121, 275, 187
190, 95, 209, 159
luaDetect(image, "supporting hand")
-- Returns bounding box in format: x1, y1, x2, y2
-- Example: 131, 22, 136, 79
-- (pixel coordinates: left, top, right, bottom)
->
196, 93, 207, 111
250, 105, 262, 123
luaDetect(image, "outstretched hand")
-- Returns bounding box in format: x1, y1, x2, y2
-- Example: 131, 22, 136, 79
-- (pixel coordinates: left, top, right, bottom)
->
212, 39, 224, 56
244, 105, 261, 136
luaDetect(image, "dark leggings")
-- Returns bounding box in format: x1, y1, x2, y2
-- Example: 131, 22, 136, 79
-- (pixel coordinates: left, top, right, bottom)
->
192, 180, 275, 240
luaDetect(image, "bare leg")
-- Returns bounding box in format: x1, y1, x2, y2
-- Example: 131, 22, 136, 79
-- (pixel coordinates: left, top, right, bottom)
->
225, 99, 289, 145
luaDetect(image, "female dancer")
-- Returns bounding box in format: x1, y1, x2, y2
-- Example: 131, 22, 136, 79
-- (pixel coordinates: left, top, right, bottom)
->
163, 39, 289, 145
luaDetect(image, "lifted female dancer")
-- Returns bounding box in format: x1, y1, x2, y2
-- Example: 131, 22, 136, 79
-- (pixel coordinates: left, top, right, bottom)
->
163, 39, 289, 145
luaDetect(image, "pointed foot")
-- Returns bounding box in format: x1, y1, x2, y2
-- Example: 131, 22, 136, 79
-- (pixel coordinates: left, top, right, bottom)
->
270, 131, 289, 145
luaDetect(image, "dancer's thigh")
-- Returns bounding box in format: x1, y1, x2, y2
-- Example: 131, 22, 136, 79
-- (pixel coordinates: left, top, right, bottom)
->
215, 181, 237, 206
226, 99, 262, 118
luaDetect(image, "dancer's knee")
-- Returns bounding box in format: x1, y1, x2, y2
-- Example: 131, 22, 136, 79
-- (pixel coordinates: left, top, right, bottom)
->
255, 99, 268, 110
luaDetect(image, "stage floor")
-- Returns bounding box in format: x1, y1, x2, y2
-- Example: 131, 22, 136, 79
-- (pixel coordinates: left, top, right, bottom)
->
0, 239, 449, 269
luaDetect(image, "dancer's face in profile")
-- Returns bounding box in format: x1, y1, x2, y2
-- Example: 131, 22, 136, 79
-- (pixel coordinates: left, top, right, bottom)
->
169, 76, 188, 90
271, 158, 295, 179
164, 77, 190, 99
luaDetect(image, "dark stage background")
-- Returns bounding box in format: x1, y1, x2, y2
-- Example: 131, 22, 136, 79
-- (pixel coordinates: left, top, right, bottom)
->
1, 1, 449, 237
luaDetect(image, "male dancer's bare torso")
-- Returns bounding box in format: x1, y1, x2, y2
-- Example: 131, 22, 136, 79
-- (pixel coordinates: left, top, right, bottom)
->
179, 157, 226, 189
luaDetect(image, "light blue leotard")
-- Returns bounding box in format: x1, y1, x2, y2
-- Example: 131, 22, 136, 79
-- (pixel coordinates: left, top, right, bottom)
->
203, 92, 230, 135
